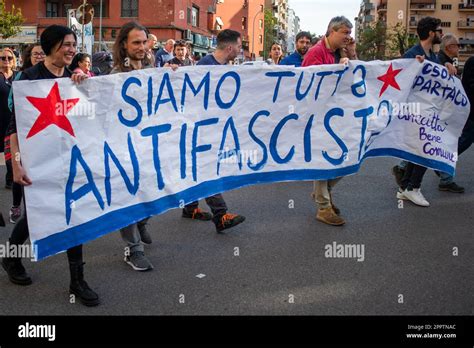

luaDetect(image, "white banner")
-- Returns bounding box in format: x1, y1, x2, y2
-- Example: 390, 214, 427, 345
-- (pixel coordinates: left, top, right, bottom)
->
12, 60, 469, 260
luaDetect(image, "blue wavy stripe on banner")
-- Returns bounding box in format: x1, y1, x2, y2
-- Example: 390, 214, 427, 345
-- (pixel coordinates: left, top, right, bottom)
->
33, 148, 454, 260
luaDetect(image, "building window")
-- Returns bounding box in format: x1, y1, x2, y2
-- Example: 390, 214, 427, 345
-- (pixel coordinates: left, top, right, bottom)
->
46, 2, 59, 17
260, 4, 264, 12
259, 19, 263, 29
441, 4, 452, 10
259, 34, 263, 44
121, 0, 138, 17
63, 3, 72, 17
441, 21, 451, 27
187, 8, 191, 24
242, 16, 247, 30
93, 0, 109, 17
191, 6, 199, 27
111, 29, 116, 38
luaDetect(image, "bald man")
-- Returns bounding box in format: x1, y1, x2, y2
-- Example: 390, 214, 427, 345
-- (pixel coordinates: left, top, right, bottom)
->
155, 38, 175, 67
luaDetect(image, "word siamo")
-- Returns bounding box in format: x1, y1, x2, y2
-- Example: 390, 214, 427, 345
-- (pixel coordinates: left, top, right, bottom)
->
116, 65, 367, 128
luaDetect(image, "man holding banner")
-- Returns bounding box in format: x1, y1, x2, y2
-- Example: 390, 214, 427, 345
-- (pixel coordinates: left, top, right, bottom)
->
302, 16, 356, 226
395, 17, 452, 206
185, 29, 246, 233
110, 21, 156, 271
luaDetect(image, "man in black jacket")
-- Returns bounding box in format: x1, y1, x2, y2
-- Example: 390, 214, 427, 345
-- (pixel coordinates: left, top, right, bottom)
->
434, 34, 465, 192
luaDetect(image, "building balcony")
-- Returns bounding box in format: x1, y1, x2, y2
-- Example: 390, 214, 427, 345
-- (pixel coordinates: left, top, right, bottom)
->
459, 3, 474, 11
363, 3, 374, 11
410, 4, 436, 11
377, 5, 387, 12
459, 48, 474, 56
409, 20, 418, 27
458, 20, 474, 29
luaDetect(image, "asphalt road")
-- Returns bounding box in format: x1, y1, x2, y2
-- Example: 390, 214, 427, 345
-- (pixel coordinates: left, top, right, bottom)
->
0, 152, 472, 315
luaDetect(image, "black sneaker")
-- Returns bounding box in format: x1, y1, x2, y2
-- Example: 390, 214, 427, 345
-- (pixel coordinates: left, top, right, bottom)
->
124, 251, 154, 271
391, 165, 405, 187
182, 208, 212, 221
1, 258, 32, 285
213, 213, 245, 233
438, 182, 465, 193
138, 222, 152, 244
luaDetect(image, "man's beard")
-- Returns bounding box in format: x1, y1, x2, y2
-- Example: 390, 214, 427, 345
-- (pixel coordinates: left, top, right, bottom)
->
297, 47, 307, 56
130, 52, 145, 61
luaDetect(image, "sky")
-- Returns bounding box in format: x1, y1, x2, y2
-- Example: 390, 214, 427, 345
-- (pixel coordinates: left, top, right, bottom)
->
288, 0, 361, 37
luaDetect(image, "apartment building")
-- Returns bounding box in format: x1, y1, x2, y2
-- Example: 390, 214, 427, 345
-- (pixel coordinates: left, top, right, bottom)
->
265, 0, 289, 52
356, 0, 474, 63
213, 0, 265, 60
1, 0, 216, 55
287, 7, 300, 53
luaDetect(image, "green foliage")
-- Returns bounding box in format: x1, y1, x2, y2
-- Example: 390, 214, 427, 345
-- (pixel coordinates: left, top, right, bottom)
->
0, 0, 24, 39
356, 19, 387, 61
387, 23, 418, 58
263, 8, 277, 59
357, 20, 419, 60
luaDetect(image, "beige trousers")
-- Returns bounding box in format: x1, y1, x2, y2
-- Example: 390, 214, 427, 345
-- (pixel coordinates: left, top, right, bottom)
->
312, 179, 342, 209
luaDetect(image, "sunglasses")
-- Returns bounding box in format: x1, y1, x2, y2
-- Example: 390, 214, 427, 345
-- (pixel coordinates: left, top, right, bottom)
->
434, 29, 443, 33
0, 56, 14, 61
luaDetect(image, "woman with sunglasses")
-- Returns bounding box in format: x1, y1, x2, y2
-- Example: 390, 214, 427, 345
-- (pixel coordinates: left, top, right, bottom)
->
1, 25, 99, 307
4, 44, 45, 224
0, 48, 19, 190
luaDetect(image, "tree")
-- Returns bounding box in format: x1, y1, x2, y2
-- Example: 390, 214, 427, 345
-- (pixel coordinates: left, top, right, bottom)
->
263, 8, 277, 59
356, 19, 387, 61
0, 0, 24, 39
387, 23, 418, 58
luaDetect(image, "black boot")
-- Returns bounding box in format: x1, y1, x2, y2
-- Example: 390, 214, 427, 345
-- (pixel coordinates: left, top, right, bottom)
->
69, 262, 100, 307
1, 257, 32, 285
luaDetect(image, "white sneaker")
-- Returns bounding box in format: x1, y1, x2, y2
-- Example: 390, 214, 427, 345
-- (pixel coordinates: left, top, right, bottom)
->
396, 189, 406, 200
399, 188, 430, 207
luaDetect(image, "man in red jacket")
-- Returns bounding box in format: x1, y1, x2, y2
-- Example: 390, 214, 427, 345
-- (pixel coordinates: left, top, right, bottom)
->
302, 16, 356, 226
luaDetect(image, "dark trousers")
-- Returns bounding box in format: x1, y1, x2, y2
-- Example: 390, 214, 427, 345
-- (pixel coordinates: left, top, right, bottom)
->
184, 194, 228, 217
458, 119, 474, 155
434, 119, 474, 178
9, 198, 83, 263
5, 157, 12, 185
401, 163, 428, 190
6, 160, 22, 206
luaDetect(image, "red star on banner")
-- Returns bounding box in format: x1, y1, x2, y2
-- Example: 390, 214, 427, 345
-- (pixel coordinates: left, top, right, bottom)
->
377, 63, 403, 98
26, 82, 79, 139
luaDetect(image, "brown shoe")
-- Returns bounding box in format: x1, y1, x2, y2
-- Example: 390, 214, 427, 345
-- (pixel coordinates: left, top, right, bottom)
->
316, 207, 345, 226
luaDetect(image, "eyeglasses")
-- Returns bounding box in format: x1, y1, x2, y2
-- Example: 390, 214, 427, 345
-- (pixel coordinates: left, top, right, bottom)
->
434, 29, 443, 33
32, 52, 45, 57
0, 56, 14, 61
